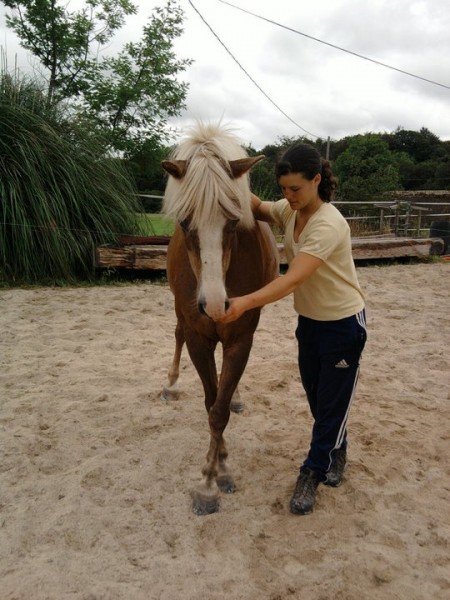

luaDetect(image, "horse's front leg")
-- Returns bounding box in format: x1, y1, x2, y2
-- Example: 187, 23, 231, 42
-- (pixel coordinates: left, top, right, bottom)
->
191, 407, 234, 515
194, 334, 254, 513
161, 318, 184, 401
191, 431, 224, 516
184, 333, 222, 515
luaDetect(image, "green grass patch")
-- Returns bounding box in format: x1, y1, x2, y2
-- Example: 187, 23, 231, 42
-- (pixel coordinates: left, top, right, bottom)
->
137, 213, 175, 236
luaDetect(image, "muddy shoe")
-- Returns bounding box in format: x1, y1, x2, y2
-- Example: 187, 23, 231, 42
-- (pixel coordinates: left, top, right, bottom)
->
289, 468, 320, 515
324, 448, 346, 487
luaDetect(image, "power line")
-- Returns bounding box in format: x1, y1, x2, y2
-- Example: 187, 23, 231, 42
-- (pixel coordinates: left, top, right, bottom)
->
219, 0, 450, 91
187, 1, 320, 139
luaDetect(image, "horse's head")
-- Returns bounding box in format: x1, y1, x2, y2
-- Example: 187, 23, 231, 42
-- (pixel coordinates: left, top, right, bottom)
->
162, 124, 264, 320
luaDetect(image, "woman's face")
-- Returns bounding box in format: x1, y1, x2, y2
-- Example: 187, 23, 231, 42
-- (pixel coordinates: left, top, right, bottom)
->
278, 172, 321, 210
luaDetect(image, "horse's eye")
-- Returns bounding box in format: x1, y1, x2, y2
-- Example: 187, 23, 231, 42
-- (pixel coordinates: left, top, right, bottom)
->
180, 219, 190, 231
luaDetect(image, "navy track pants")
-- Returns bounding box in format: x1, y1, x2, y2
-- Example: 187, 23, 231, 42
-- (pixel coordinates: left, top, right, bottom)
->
296, 309, 367, 481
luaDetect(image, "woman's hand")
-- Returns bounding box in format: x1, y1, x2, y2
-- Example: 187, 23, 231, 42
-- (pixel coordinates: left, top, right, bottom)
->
217, 296, 250, 324
250, 193, 275, 222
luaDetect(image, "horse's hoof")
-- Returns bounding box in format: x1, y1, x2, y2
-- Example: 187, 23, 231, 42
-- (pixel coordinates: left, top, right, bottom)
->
216, 475, 235, 494
191, 490, 220, 516
161, 386, 179, 401
230, 401, 245, 414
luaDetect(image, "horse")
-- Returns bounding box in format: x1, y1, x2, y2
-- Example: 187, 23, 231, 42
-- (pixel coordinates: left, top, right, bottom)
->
161, 123, 279, 515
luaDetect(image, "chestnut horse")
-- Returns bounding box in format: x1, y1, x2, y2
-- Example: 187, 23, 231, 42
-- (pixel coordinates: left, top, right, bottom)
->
161, 123, 279, 515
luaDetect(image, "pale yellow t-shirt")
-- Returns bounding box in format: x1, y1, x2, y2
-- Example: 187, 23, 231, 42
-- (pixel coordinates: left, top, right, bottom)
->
271, 199, 365, 321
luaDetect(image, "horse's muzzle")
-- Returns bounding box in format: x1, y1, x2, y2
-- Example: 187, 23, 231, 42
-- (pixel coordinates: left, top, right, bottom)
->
197, 299, 230, 319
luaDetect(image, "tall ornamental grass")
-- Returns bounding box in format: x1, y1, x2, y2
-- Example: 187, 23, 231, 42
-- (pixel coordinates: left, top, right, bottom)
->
0, 70, 144, 282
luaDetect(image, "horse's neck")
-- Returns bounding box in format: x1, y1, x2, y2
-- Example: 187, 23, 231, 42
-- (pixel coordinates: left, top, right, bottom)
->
230, 222, 279, 287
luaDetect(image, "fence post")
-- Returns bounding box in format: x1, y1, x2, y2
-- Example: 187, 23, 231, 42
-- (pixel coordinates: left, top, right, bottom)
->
416, 210, 422, 237
404, 202, 411, 236
378, 207, 385, 232
394, 201, 400, 236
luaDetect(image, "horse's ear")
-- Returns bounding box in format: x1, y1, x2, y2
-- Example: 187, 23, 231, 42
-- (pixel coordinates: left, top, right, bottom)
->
161, 160, 188, 179
229, 155, 265, 179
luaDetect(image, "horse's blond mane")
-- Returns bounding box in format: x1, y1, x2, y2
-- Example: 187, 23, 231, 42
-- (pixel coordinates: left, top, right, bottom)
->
163, 123, 255, 230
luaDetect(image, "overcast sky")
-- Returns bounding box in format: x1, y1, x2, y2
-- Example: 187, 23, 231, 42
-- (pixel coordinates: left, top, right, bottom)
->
2, 0, 450, 149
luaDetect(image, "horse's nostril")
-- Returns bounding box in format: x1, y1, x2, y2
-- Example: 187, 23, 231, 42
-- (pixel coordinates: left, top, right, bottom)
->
225, 300, 230, 311
198, 301, 206, 315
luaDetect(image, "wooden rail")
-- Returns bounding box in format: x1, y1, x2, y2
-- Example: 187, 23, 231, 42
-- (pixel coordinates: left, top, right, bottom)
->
95, 237, 445, 271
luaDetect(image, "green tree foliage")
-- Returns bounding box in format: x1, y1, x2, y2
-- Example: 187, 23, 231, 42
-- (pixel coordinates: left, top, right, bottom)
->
3, 0, 191, 155
383, 127, 445, 162
333, 134, 401, 202
125, 138, 172, 212
3, 0, 138, 102
434, 158, 450, 189
398, 159, 436, 190
0, 70, 145, 282
155, 127, 448, 203
382, 127, 450, 190
248, 144, 280, 200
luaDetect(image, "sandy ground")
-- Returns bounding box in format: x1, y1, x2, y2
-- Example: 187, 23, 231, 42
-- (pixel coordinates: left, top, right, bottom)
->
1, 261, 449, 600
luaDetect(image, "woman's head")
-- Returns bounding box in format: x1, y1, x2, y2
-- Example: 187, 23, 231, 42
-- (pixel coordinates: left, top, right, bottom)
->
275, 143, 336, 202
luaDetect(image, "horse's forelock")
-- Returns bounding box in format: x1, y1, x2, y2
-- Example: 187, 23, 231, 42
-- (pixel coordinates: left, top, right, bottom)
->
163, 125, 255, 230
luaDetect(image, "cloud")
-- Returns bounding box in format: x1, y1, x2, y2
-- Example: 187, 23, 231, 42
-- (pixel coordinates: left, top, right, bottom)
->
2, 0, 450, 148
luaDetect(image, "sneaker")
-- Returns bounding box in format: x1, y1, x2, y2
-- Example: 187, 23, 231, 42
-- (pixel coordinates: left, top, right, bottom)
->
289, 468, 320, 515
324, 448, 346, 487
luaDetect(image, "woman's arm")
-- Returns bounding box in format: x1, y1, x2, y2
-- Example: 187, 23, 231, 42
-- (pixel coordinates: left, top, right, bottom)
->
218, 251, 323, 323
251, 193, 275, 223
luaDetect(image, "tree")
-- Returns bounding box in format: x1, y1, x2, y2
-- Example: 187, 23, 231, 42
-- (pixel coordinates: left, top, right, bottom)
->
383, 127, 446, 163
3, 0, 191, 154
382, 127, 449, 190
334, 134, 401, 202
125, 137, 171, 211
434, 158, 450, 189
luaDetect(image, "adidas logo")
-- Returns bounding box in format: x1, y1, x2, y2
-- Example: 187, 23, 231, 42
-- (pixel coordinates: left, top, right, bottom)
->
335, 359, 350, 368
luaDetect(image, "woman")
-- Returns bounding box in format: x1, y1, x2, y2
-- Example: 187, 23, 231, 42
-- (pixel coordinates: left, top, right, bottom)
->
219, 143, 367, 515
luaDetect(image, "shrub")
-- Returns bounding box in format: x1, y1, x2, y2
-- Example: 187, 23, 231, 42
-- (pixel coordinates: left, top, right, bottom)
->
0, 70, 144, 282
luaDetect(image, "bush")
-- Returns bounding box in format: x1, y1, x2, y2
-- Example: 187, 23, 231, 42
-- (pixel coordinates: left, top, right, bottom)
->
0, 70, 144, 282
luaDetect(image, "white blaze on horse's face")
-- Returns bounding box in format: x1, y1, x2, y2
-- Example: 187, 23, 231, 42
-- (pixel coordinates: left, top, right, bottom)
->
197, 217, 230, 320
183, 214, 234, 320
197, 214, 229, 320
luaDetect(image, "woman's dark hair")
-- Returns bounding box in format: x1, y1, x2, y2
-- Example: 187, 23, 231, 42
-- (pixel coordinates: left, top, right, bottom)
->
275, 143, 337, 202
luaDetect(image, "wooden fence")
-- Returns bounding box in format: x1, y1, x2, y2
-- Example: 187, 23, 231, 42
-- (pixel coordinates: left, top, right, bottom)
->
94, 194, 449, 270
